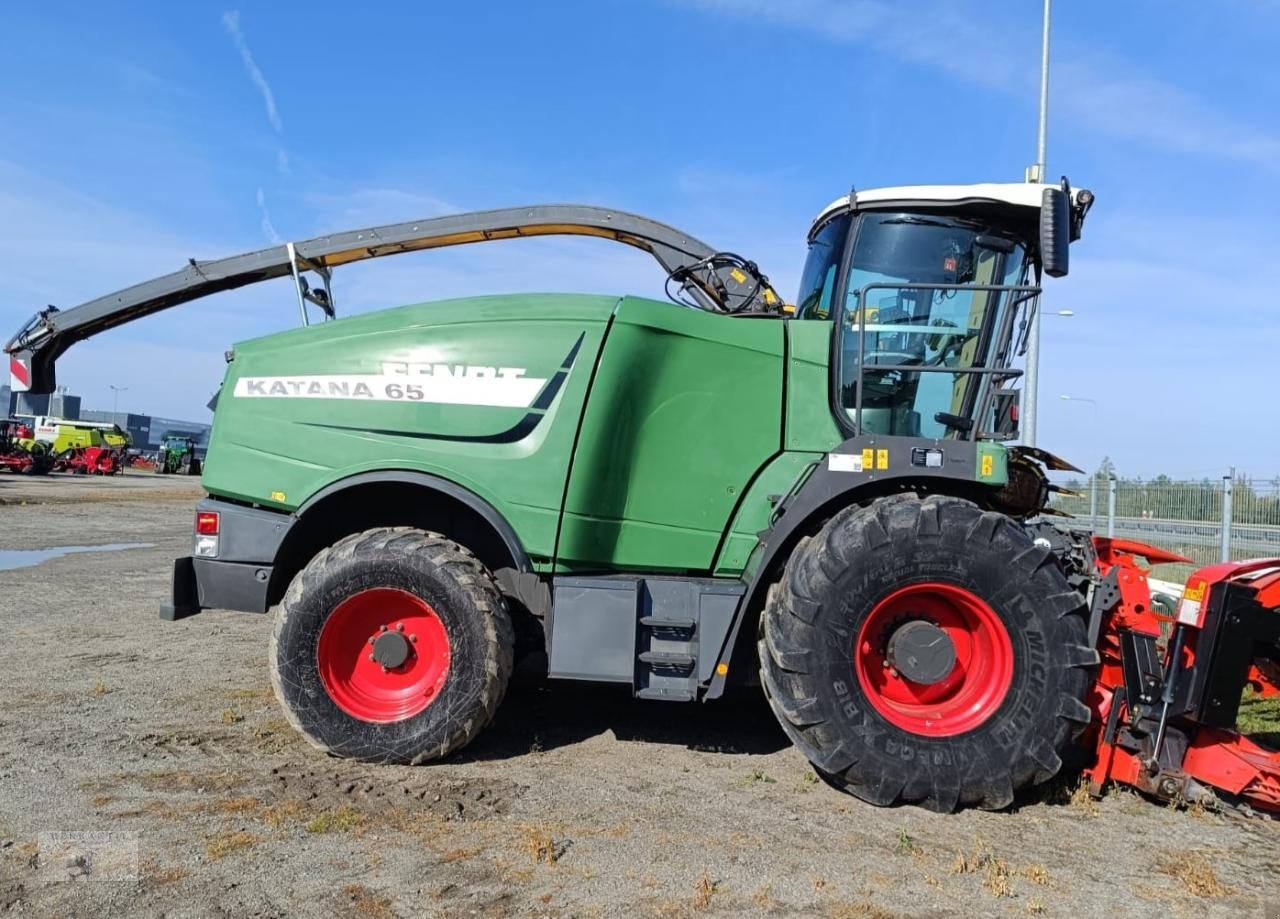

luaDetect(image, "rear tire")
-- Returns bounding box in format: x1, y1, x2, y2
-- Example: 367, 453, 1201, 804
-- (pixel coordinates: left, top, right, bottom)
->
759, 493, 1094, 812
270, 527, 514, 764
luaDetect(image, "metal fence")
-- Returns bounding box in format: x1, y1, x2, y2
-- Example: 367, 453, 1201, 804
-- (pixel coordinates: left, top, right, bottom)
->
1050, 472, 1280, 581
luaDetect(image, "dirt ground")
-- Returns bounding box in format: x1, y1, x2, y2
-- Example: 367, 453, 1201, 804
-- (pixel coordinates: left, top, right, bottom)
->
1, 473, 1277, 918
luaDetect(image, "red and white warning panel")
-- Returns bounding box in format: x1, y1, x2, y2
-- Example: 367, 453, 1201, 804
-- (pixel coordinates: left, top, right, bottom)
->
9, 355, 31, 392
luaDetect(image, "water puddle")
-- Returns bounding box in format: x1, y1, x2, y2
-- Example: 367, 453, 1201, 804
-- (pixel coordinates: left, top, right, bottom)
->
0, 543, 154, 572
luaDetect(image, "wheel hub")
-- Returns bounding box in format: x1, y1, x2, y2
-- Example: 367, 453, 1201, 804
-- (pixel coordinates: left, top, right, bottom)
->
371, 630, 412, 669
316, 588, 451, 724
886, 620, 956, 685
854, 581, 1014, 737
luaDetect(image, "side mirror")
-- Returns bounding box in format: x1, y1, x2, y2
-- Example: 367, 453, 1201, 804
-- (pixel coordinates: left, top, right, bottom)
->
1040, 187, 1070, 278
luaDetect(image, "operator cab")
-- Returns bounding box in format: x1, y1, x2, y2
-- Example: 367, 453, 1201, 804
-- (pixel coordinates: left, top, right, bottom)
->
798, 182, 1093, 442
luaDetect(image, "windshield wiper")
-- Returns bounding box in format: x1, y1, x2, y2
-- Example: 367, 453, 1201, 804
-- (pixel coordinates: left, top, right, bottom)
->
880, 217, 957, 229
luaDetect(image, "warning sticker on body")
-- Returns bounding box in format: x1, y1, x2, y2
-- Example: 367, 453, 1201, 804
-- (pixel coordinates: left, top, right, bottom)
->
828, 453, 864, 472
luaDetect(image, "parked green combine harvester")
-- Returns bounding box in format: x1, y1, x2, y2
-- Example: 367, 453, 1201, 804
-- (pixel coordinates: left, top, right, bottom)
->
8, 184, 1118, 812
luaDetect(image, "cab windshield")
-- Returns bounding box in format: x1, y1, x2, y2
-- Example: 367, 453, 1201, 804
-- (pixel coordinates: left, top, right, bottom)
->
833, 212, 1032, 439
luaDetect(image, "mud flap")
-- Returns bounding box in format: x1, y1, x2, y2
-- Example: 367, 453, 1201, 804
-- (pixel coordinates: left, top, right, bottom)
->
160, 556, 201, 621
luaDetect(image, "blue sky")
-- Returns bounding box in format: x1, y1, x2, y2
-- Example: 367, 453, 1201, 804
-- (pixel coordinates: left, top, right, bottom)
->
1, 1, 1277, 478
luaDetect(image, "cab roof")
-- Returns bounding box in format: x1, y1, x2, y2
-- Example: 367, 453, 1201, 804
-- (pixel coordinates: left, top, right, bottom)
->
810, 182, 1088, 235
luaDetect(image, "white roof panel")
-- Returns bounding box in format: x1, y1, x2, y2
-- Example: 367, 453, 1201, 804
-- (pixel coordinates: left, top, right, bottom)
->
811, 182, 1083, 231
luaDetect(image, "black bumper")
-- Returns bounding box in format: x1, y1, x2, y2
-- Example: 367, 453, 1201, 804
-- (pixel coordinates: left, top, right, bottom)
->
161, 556, 275, 620
159, 498, 293, 621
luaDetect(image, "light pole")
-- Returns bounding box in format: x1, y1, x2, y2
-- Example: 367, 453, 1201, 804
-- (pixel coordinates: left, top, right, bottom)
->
1022, 308, 1074, 446
109, 385, 128, 420
1059, 394, 1099, 526
1023, 0, 1054, 445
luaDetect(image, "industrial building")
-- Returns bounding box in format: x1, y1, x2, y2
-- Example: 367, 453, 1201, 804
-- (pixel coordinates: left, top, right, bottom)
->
1, 384, 210, 451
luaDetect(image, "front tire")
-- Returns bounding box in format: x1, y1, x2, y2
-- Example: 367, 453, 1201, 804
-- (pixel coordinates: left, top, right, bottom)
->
759, 493, 1094, 812
270, 527, 514, 764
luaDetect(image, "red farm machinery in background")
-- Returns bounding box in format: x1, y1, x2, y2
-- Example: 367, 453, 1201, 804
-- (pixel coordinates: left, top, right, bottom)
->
53, 444, 125, 475
0, 419, 52, 475
1080, 536, 1280, 814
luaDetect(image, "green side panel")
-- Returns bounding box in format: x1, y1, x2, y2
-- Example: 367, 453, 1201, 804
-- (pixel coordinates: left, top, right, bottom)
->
785, 319, 843, 453
558, 296, 783, 573
712, 451, 823, 576
975, 440, 1009, 486
201, 294, 618, 567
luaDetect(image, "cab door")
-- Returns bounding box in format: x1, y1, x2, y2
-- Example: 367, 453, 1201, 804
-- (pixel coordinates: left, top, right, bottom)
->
556, 297, 783, 573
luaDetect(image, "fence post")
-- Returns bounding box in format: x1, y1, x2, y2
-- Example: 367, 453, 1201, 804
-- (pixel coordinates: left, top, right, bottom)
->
1089, 472, 1099, 530
1220, 467, 1234, 563
1107, 475, 1117, 537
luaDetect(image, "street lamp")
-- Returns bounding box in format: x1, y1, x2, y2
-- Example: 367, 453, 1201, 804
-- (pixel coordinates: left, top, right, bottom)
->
1022, 308, 1075, 446
109, 384, 128, 419
1060, 394, 1100, 526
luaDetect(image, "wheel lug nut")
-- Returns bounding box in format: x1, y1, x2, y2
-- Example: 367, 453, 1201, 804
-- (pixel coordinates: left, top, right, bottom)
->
396, 623, 405, 632
381, 665, 389, 674
409, 634, 417, 643
379, 624, 388, 632
368, 653, 375, 662
368, 636, 375, 645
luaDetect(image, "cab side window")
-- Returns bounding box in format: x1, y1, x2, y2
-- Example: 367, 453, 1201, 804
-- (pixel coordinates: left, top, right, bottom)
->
795, 217, 849, 320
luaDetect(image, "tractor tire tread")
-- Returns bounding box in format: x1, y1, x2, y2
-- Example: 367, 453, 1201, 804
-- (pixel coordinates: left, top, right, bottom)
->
270, 526, 514, 764
759, 493, 1092, 813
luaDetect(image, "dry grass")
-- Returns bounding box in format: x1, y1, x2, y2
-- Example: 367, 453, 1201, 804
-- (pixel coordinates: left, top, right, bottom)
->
220, 708, 244, 725
342, 883, 395, 919
134, 768, 246, 793
691, 870, 720, 910
751, 883, 776, 909
521, 823, 562, 865
305, 806, 364, 835
824, 903, 901, 919
1068, 779, 1101, 817
205, 830, 261, 859
1026, 898, 1046, 915
950, 838, 1012, 898
440, 847, 482, 863
1156, 851, 1232, 898
1022, 863, 1052, 887
0, 483, 203, 507
88, 678, 109, 697
260, 799, 306, 827
142, 861, 189, 886
216, 797, 261, 815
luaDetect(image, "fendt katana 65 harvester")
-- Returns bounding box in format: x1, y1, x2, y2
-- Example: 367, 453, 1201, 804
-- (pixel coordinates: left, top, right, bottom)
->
8, 183, 1279, 814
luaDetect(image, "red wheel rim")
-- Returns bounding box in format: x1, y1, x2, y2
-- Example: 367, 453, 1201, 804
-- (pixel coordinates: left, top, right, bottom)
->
854, 582, 1013, 737
316, 587, 451, 723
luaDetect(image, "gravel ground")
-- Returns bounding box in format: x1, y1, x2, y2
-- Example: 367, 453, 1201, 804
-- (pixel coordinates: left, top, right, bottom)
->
1, 473, 1277, 918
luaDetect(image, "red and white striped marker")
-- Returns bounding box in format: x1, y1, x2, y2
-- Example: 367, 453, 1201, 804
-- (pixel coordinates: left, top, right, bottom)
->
9, 356, 31, 392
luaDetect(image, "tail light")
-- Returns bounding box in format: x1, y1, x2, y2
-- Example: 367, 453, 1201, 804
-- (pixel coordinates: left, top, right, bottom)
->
195, 510, 220, 558
196, 511, 220, 535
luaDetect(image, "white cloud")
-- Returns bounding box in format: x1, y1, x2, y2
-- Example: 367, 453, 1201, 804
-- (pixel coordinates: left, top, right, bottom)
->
221, 10, 283, 134
255, 188, 282, 244
675, 0, 1280, 171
